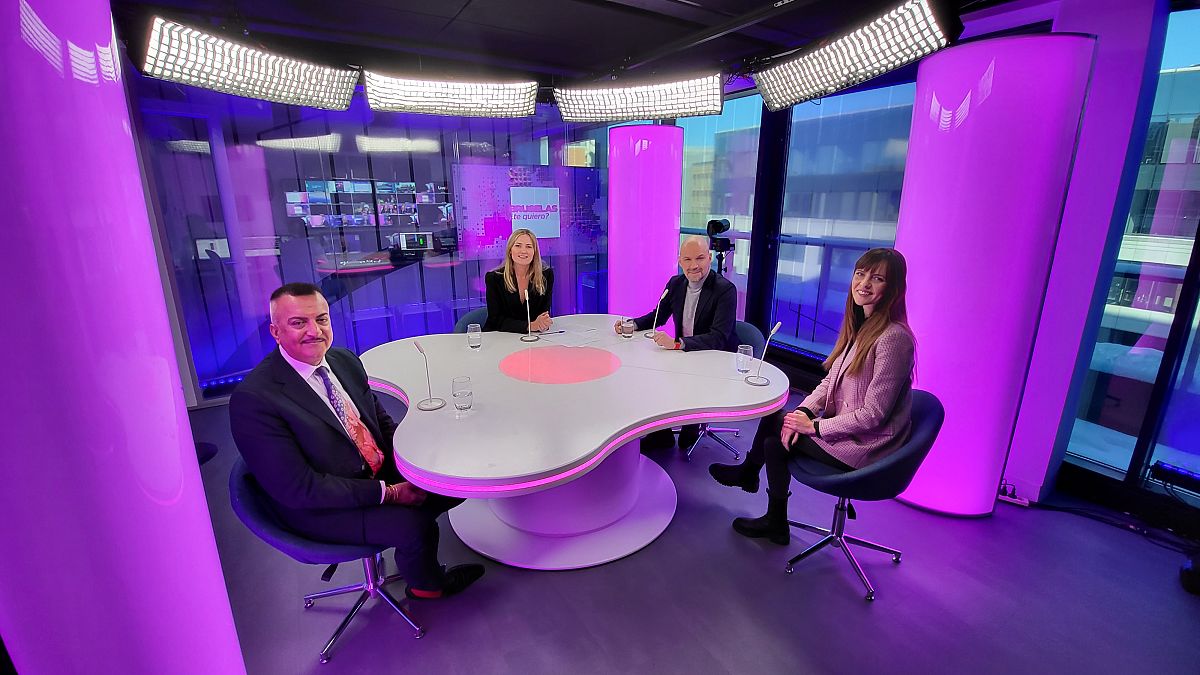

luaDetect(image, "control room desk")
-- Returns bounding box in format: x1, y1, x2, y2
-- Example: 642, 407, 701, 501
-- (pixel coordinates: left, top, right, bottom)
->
361, 313, 788, 570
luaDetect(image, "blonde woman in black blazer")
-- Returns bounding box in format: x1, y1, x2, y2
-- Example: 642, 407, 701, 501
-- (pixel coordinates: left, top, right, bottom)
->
484, 228, 554, 333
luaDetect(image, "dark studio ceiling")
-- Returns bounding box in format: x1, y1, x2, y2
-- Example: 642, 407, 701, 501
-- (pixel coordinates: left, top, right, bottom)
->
110, 0, 1022, 91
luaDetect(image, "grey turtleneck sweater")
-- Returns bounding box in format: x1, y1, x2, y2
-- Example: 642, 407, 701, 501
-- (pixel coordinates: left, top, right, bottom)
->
681, 270, 709, 338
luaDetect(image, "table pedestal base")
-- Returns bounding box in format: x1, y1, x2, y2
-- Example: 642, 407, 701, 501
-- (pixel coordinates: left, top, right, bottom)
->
447, 443, 677, 570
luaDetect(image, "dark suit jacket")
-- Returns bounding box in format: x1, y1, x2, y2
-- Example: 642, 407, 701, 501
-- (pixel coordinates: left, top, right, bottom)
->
484, 267, 554, 333
229, 347, 401, 524
634, 272, 738, 352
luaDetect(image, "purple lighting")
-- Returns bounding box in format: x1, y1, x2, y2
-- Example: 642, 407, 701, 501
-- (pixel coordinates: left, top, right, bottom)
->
894, 35, 1095, 516
607, 125, 683, 319
0, 1, 245, 672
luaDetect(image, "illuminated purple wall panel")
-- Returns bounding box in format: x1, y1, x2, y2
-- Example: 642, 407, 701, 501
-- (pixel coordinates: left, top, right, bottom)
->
607, 125, 683, 319
0, 1, 245, 672
895, 36, 1094, 516
1006, 0, 1169, 501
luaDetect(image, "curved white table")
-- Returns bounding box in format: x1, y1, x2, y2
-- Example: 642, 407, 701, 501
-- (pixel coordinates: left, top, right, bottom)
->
361, 314, 789, 570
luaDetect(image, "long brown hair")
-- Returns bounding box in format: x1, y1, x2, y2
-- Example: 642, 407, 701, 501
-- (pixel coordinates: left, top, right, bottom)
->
823, 248, 911, 375
495, 229, 548, 295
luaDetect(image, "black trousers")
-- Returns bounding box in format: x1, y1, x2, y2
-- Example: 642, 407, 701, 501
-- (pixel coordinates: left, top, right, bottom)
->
275, 494, 463, 590
746, 410, 853, 495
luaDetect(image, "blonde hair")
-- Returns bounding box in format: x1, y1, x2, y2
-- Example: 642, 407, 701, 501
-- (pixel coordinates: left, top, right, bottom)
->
496, 229, 548, 295
824, 248, 912, 376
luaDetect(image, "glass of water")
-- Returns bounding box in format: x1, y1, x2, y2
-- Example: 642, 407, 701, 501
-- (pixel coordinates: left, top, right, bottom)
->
467, 323, 482, 350
620, 318, 637, 339
452, 376, 473, 411
736, 345, 754, 373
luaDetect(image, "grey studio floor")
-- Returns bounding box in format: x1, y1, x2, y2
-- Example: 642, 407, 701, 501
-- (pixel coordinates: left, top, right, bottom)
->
190, 393, 1200, 675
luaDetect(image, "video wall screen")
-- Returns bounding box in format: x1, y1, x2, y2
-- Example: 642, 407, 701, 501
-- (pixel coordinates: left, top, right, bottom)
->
452, 164, 603, 259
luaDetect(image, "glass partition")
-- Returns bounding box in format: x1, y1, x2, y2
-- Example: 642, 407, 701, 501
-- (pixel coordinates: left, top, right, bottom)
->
132, 73, 607, 400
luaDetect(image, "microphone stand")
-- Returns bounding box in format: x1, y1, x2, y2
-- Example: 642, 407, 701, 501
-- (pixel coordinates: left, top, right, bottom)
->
413, 340, 446, 410
746, 322, 782, 387
644, 286, 670, 339
520, 288, 539, 342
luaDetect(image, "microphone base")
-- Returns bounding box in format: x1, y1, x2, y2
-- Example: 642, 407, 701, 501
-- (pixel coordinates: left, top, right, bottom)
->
520, 334, 541, 342
416, 397, 446, 411
643, 331, 656, 338
744, 375, 771, 387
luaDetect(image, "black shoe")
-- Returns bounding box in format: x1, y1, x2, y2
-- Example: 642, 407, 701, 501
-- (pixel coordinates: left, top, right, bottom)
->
732, 492, 790, 546
640, 429, 675, 453
708, 462, 760, 493
677, 425, 701, 451
405, 564, 484, 599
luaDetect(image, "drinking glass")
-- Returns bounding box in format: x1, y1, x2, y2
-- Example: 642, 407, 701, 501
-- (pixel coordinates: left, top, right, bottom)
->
467, 323, 482, 350
620, 318, 637, 339
452, 376, 473, 411
736, 345, 754, 373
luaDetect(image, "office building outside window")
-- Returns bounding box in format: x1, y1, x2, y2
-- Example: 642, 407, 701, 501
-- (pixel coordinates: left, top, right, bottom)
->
770, 83, 916, 354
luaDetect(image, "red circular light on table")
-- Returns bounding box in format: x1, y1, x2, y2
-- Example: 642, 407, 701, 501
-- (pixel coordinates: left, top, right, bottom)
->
499, 346, 621, 384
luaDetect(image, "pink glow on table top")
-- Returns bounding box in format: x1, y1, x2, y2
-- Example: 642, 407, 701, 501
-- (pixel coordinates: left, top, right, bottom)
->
499, 346, 622, 384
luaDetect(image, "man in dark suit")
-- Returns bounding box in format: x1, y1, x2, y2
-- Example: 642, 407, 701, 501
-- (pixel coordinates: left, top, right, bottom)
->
230, 283, 483, 599
618, 236, 739, 450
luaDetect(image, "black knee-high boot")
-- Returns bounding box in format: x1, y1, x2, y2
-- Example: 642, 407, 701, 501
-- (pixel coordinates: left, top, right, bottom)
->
732, 490, 790, 546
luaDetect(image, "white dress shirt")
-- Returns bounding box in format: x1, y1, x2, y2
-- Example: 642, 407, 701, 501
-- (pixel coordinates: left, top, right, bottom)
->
278, 347, 387, 503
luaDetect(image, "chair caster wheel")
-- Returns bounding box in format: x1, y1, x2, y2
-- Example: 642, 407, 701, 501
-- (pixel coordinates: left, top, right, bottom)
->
414, 629, 425, 639
733, 431, 741, 438
784, 565, 793, 574
319, 655, 330, 664
732, 452, 741, 461
892, 554, 902, 564
865, 592, 875, 601
304, 599, 314, 608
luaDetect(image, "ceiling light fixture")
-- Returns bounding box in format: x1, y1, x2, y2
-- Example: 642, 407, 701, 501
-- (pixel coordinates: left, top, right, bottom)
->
354, 136, 442, 153
553, 74, 723, 122
142, 17, 359, 110
753, 0, 959, 111
364, 71, 537, 118
255, 133, 342, 152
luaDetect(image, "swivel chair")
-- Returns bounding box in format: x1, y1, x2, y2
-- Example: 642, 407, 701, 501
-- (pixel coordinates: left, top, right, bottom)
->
454, 307, 488, 334
783, 390, 944, 600
682, 321, 768, 461
228, 459, 423, 663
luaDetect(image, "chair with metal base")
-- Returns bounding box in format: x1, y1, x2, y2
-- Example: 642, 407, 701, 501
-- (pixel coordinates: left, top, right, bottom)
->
682, 321, 768, 461
783, 390, 944, 600
229, 459, 423, 664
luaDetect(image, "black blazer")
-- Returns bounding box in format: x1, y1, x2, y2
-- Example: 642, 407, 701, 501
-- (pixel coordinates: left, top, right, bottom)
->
229, 347, 400, 521
483, 267, 554, 333
634, 272, 738, 352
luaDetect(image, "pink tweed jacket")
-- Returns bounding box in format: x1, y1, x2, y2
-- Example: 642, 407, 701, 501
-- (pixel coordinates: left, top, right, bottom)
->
798, 322, 915, 469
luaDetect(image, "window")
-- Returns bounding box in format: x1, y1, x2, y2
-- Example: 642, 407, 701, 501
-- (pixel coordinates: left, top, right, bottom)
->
677, 93, 764, 320
770, 83, 916, 354
1067, 9, 1200, 478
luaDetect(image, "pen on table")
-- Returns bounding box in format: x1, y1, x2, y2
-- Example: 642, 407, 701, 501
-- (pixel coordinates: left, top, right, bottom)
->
540, 330, 566, 335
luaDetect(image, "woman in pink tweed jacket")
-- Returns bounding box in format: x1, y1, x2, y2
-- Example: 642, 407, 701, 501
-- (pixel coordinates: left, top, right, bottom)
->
710, 248, 915, 545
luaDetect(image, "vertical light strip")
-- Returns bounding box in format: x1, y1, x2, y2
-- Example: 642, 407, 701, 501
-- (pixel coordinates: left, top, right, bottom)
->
608, 125, 684, 323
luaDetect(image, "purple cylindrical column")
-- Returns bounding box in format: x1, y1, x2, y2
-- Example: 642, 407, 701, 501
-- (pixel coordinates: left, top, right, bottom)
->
608, 125, 683, 320
894, 35, 1095, 516
0, 2, 245, 673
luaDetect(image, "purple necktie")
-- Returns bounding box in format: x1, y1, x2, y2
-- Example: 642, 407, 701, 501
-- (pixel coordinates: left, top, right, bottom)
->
315, 366, 348, 428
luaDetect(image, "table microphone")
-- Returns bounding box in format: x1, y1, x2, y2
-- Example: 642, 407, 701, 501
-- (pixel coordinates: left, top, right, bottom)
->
520, 288, 539, 342
413, 340, 446, 410
746, 321, 782, 387
643, 286, 671, 339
